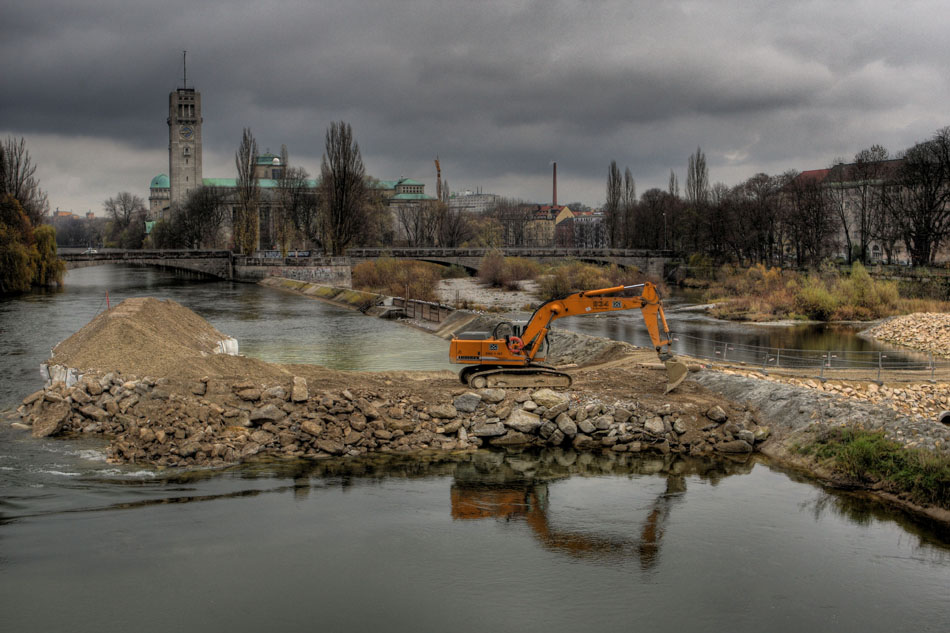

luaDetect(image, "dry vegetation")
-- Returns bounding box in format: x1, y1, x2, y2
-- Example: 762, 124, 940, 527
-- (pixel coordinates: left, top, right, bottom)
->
702, 262, 949, 321
535, 260, 665, 300
477, 251, 541, 290
352, 257, 445, 302
477, 252, 666, 301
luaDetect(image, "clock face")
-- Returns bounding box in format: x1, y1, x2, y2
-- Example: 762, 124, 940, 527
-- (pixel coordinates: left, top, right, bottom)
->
179, 125, 194, 140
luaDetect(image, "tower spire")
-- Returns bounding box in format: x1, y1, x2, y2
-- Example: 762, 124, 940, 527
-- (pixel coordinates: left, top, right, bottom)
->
182, 50, 187, 89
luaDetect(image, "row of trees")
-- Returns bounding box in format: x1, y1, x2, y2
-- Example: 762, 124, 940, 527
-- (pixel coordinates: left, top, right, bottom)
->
604, 127, 950, 267
1, 136, 63, 294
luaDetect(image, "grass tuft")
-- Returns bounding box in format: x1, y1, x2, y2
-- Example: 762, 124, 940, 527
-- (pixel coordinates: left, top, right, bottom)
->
797, 428, 950, 508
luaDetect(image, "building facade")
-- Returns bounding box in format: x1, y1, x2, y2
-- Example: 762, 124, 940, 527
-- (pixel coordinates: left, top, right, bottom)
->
148, 83, 432, 252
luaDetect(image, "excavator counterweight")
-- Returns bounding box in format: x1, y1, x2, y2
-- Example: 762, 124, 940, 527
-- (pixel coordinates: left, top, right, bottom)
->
450, 282, 688, 392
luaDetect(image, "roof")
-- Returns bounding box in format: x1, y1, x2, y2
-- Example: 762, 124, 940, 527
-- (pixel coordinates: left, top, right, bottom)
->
376, 178, 424, 189
390, 193, 435, 201
795, 169, 830, 185
825, 159, 904, 184
201, 177, 318, 189
255, 153, 281, 165
150, 173, 170, 189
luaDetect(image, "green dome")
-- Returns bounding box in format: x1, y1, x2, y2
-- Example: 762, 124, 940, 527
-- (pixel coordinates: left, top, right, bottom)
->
150, 173, 170, 189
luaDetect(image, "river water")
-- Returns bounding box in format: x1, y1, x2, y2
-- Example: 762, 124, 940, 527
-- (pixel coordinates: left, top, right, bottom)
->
2, 266, 949, 632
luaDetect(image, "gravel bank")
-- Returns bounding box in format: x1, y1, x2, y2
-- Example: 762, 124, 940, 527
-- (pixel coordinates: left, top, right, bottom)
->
864, 312, 950, 357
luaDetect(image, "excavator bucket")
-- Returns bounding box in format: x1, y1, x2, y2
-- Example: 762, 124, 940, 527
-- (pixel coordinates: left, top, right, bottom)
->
664, 358, 689, 394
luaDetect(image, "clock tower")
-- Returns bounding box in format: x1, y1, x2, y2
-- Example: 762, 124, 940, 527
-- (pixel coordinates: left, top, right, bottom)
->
167, 86, 202, 208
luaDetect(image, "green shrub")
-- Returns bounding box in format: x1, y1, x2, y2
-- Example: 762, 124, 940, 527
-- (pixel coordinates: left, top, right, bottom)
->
799, 428, 950, 509
441, 264, 469, 279
794, 276, 837, 320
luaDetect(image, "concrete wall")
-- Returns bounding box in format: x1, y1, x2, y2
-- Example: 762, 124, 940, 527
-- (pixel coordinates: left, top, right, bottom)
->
233, 256, 351, 286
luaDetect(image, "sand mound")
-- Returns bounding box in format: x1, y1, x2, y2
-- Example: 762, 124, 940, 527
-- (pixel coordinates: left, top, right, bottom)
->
51, 297, 238, 378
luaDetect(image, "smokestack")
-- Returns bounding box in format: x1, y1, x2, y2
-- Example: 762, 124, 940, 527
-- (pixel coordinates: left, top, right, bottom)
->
552, 162, 557, 207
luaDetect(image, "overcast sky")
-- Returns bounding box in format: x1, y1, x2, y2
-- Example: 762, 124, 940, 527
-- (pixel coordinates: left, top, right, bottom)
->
3, 0, 949, 214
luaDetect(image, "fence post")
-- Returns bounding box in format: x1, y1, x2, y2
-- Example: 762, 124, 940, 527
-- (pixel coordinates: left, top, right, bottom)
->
931, 352, 936, 382
877, 351, 882, 383
820, 353, 826, 380
776, 349, 781, 368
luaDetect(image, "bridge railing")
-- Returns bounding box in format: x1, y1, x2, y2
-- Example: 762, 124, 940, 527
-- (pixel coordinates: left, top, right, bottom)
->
347, 247, 676, 258
60, 249, 233, 260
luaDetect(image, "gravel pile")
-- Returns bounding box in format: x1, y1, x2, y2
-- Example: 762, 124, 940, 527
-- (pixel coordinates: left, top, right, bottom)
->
865, 313, 950, 357
49, 298, 253, 380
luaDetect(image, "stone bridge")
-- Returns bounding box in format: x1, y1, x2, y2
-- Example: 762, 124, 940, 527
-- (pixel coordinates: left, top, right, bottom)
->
58, 249, 352, 284
346, 247, 678, 277
59, 249, 235, 279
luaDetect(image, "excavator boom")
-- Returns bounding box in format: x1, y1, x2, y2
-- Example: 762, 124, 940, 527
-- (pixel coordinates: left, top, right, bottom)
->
450, 282, 688, 392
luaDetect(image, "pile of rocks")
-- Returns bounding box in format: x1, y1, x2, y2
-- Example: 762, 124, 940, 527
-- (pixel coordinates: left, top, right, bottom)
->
865, 313, 950, 357
13, 375, 768, 468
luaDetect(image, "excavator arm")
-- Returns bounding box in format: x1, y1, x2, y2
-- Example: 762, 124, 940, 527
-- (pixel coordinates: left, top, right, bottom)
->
519, 283, 675, 362
450, 282, 689, 392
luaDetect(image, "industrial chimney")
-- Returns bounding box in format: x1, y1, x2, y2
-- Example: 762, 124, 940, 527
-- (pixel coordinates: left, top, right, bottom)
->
552, 162, 557, 207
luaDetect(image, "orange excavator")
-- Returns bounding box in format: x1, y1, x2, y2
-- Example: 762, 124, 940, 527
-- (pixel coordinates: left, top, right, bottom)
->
450, 282, 689, 392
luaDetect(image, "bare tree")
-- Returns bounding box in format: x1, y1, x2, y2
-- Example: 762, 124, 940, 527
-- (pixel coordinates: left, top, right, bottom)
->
279, 165, 319, 251
104, 192, 146, 229
604, 161, 622, 247
1, 137, 49, 225
488, 197, 532, 247
436, 202, 473, 247
621, 167, 636, 247
685, 147, 709, 205
103, 191, 147, 248
885, 128, 950, 265
395, 202, 438, 246
179, 186, 227, 248
783, 170, 836, 267
847, 145, 890, 264
234, 128, 260, 255
319, 121, 367, 256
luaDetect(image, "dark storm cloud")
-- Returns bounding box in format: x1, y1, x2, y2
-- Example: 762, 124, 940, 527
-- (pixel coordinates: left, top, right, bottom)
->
2, 0, 949, 212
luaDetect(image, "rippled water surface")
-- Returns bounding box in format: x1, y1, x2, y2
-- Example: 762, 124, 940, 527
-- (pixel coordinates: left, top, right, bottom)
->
2, 266, 949, 632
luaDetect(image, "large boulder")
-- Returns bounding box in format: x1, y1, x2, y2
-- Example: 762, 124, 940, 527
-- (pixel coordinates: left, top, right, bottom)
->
31, 401, 71, 438
472, 422, 506, 437
490, 431, 532, 446
249, 404, 285, 425
429, 404, 458, 419
291, 377, 309, 403
505, 409, 542, 433
555, 413, 577, 438
715, 440, 753, 453
453, 392, 482, 413
530, 389, 568, 409
478, 389, 507, 404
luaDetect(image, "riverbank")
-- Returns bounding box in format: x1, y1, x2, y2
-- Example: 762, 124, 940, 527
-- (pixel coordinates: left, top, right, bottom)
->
10, 278, 950, 524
